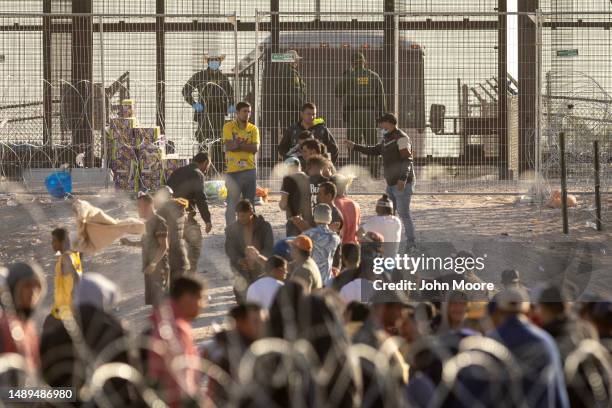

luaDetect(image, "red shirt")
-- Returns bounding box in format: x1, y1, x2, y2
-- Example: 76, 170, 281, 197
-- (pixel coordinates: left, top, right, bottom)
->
148, 301, 200, 407
334, 196, 361, 244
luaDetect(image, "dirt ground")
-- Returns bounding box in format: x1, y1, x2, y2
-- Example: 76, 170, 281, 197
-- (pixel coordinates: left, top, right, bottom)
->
0, 187, 610, 346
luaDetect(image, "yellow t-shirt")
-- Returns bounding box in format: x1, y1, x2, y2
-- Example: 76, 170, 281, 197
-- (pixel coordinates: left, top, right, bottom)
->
222, 120, 260, 173
52, 251, 83, 319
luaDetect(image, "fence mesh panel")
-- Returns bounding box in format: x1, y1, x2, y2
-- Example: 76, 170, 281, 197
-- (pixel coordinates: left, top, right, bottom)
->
0, 6, 609, 207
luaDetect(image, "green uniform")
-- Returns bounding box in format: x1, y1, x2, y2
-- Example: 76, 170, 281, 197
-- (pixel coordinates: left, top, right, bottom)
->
335, 67, 387, 176
277, 63, 307, 116
182, 68, 234, 173
265, 63, 307, 162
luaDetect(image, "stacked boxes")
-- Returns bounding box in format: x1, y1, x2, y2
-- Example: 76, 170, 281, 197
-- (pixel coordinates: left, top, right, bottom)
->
163, 156, 189, 182
108, 99, 186, 192
133, 126, 160, 146
138, 144, 165, 191
110, 118, 138, 145
119, 99, 135, 119
111, 145, 138, 191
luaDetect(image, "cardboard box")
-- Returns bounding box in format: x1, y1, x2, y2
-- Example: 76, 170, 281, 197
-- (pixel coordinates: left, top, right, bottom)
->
120, 99, 135, 119
138, 171, 163, 191
110, 118, 138, 145
140, 145, 165, 173
163, 157, 189, 182
114, 174, 136, 191
133, 126, 161, 146
111, 146, 138, 168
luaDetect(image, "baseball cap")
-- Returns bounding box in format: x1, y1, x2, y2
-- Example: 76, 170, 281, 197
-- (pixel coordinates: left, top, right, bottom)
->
288, 235, 313, 252
353, 52, 366, 63
313, 203, 332, 225
493, 288, 530, 313
501, 269, 520, 285
376, 113, 398, 126
273, 238, 293, 261
287, 49, 303, 61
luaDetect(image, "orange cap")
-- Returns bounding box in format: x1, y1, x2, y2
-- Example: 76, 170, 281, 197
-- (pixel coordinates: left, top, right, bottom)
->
288, 235, 313, 252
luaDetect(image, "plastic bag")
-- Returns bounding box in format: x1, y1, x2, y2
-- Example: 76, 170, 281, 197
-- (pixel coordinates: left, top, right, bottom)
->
204, 180, 227, 200
45, 171, 72, 198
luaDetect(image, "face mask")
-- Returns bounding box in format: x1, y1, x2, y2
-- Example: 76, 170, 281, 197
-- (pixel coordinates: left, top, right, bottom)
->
377, 128, 387, 140
208, 60, 221, 71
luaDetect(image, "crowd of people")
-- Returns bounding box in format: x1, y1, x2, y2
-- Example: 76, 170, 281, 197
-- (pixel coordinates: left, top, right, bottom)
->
1, 256, 611, 406
0, 95, 610, 406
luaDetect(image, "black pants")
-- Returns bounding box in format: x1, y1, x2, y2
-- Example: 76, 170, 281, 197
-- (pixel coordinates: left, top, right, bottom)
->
195, 112, 226, 174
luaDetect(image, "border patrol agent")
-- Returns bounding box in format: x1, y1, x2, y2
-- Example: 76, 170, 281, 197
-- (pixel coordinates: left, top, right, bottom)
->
335, 52, 386, 176
265, 50, 307, 164
183, 50, 235, 174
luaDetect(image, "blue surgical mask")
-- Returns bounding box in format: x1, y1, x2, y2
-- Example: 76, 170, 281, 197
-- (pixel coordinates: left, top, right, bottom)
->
208, 60, 221, 70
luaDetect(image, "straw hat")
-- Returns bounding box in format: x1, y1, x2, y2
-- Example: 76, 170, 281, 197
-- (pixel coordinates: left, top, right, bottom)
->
204, 50, 226, 61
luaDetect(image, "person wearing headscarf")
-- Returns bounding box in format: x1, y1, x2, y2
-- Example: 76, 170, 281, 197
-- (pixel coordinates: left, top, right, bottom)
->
0, 262, 45, 378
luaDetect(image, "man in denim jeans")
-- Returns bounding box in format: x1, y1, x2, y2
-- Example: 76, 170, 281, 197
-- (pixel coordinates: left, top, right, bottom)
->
347, 113, 416, 251
222, 101, 259, 226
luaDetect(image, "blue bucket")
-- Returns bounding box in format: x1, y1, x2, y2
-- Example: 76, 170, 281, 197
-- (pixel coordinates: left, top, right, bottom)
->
45, 171, 73, 198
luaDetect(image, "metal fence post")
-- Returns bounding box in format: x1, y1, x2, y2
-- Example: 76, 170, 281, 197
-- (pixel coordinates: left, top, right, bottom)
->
233, 12, 239, 104
559, 132, 568, 234
593, 140, 602, 231
98, 15, 108, 189
393, 12, 399, 118
534, 9, 543, 202
254, 10, 260, 130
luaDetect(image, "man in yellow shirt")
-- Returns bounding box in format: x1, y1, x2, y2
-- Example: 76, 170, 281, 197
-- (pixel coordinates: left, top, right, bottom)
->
50, 227, 83, 320
222, 101, 260, 225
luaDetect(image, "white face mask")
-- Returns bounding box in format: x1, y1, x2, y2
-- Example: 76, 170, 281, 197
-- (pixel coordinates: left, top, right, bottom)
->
377, 128, 387, 140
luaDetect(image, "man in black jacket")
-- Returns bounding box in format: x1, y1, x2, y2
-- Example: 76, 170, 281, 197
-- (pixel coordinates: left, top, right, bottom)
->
225, 199, 274, 302
166, 152, 213, 275
278, 102, 339, 164
347, 113, 416, 250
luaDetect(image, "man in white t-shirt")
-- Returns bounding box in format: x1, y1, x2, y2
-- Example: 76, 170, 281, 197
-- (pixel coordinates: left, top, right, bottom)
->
246, 255, 286, 309
361, 194, 402, 257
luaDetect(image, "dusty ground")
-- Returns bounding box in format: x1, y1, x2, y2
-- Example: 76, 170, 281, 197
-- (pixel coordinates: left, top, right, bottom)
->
0, 187, 610, 346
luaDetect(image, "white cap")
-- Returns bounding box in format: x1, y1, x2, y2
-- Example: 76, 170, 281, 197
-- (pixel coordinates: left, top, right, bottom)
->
313, 203, 332, 224
286, 49, 303, 61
